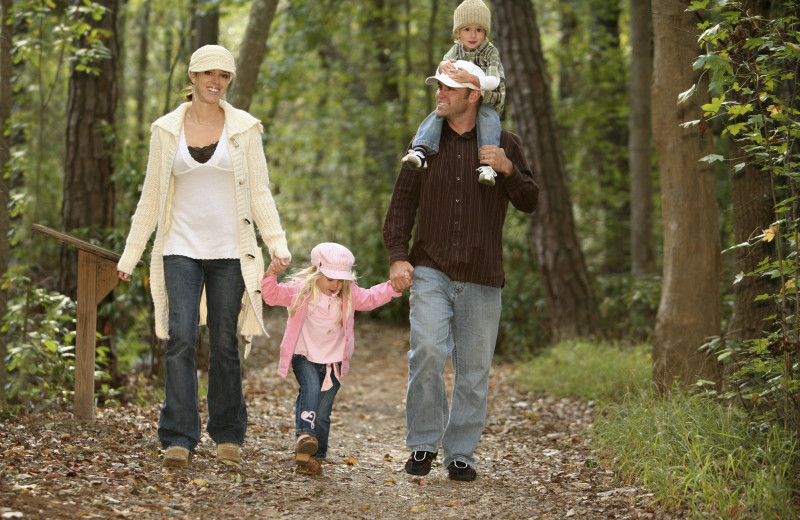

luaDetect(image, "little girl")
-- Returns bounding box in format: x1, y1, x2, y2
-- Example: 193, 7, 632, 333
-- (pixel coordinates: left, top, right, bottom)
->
261, 242, 406, 475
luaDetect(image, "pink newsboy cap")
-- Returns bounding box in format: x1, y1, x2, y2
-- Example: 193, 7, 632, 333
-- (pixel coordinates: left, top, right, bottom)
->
310, 242, 355, 281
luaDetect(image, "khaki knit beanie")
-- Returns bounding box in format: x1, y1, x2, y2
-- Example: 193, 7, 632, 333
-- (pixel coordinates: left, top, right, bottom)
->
453, 0, 491, 38
188, 45, 236, 78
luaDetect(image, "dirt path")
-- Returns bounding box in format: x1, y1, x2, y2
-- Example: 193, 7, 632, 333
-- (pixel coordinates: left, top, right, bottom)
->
0, 316, 685, 519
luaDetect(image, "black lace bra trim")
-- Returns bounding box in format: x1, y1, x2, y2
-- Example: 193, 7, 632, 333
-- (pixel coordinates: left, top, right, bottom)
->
188, 141, 218, 164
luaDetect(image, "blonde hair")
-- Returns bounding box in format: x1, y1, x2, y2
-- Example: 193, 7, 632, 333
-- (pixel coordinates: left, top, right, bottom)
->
286, 266, 355, 330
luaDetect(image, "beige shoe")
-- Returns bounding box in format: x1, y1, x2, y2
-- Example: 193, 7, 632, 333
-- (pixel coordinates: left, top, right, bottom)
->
163, 446, 189, 469
217, 443, 241, 464
295, 434, 319, 463
296, 455, 323, 475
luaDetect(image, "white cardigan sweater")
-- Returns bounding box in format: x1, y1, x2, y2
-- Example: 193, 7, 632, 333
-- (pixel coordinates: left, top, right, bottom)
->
118, 100, 290, 344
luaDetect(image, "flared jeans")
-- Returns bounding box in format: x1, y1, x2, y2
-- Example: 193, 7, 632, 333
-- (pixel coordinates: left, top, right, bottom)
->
158, 255, 247, 452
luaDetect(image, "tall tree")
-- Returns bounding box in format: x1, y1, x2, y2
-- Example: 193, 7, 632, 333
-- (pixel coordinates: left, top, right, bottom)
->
726, 0, 776, 344
194, 0, 218, 49
60, 0, 119, 293
588, 0, 629, 275
0, 0, 12, 405
134, 0, 150, 143
494, 0, 601, 341
651, 0, 721, 393
629, 0, 655, 280
229, 0, 279, 111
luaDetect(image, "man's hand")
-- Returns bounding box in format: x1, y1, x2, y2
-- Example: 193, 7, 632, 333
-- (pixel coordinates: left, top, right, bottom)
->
390, 260, 414, 292
479, 145, 513, 176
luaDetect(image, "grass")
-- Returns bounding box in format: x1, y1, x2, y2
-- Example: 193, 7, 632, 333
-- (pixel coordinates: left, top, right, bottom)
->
513, 340, 799, 519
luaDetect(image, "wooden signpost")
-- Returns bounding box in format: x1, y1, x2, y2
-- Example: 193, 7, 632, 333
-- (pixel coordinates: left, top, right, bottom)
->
32, 224, 136, 421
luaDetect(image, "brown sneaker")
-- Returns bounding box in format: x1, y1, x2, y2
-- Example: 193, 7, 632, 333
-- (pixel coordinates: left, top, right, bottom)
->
163, 446, 189, 469
296, 455, 323, 475
217, 443, 241, 464
295, 434, 318, 463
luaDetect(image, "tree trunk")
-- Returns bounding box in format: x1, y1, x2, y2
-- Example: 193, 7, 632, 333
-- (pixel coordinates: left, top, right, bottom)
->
629, 0, 655, 279
60, 0, 119, 295
651, 0, 721, 393
0, 0, 13, 405
61, 0, 120, 381
194, 0, 219, 49
423, 0, 440, 114
727, 0, 776, 344
229, 0, 279, 111
135, 0, 150, 144
590, 0, 630, 275
494, 0, 601, 341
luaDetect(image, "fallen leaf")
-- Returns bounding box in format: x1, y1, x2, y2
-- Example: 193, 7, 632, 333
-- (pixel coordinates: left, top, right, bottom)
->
187, 478, 208, 489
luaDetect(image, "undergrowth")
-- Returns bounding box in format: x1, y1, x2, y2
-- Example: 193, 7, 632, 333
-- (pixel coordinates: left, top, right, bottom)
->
514, 341, 799, 519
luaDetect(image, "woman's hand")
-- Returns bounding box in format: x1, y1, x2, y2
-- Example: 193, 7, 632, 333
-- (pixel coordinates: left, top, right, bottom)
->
118, 271, 131, 283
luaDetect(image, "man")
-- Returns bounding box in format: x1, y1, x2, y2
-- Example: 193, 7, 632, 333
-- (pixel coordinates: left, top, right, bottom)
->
384, 60, 539, 481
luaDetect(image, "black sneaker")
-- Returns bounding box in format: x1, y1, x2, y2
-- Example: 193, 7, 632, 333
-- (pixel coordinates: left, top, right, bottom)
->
447, 460, 477, 481
404, 450, 436, 476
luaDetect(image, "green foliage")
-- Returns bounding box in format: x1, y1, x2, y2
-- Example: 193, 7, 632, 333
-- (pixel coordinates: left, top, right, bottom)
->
685, 0, 800, 432
596, 273, 661, 342
2, 268, 76, 408
595, 390, 798, 519
497, 210, 547, 358
514, 340, 652, 402
518, 341, 798, 518
1, 265, 123, 413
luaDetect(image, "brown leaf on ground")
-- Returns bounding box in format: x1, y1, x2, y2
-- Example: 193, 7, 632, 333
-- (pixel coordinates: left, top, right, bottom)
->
0, 315, 687, 519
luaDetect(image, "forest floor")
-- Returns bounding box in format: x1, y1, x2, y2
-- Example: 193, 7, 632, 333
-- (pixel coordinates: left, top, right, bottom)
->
0, 314, 689, 520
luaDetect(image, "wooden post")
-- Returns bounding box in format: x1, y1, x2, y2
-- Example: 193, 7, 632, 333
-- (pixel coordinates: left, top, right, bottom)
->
33, 224, 138, 421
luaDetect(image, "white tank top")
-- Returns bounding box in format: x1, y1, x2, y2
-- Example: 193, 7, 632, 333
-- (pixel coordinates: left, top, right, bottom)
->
163, 125, 239, 259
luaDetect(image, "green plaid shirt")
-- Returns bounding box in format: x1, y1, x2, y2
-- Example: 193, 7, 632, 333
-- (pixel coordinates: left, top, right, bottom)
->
443, 40, 505, 115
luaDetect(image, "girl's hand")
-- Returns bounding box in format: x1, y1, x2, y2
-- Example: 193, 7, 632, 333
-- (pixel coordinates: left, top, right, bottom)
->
264, 263, 278, 278
118, 271, 131, 283
271, 257, 291, 275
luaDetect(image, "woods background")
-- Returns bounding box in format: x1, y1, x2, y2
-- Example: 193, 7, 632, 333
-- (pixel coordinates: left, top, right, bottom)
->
0, 0, 798, 433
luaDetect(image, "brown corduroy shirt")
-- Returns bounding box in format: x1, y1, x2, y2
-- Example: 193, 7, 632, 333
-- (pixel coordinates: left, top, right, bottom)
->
383, 123, 539, 288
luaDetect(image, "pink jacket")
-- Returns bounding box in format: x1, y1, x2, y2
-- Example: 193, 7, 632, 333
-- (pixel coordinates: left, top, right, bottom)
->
261, 275, 402, 380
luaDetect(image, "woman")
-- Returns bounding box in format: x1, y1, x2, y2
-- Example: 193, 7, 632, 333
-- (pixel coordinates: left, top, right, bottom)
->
117, 45, 291, 469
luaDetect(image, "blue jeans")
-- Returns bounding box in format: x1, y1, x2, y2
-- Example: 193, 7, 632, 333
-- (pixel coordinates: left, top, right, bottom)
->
406, 266, 501, 469
412, 104, 501, 156
292, 355, 341, 459
158, 255, 247, 451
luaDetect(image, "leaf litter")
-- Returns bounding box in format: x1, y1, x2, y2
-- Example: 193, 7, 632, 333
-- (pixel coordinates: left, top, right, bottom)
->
0, 315, 687, 519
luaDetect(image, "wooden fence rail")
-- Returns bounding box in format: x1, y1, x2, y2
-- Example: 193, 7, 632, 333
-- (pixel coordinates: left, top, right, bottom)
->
32, 224, 138, 421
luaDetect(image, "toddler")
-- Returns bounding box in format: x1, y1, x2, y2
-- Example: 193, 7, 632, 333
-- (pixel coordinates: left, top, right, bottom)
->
402, 0, 505, 186
261, 242, 406, 475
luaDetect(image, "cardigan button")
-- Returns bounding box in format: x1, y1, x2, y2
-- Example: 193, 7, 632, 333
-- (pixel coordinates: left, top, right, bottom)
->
247, 253, 255, 259
244, 218, 251, 225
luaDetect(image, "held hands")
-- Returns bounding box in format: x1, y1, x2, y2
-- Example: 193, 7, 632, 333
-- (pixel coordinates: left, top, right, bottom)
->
390, 261, 414, 293
264, 257, 291, 278
479, 145, 513, 177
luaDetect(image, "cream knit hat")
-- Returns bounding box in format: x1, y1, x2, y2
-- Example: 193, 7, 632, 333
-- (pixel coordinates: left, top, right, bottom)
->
453, 0, 491, 38
188, 45, 236, 78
